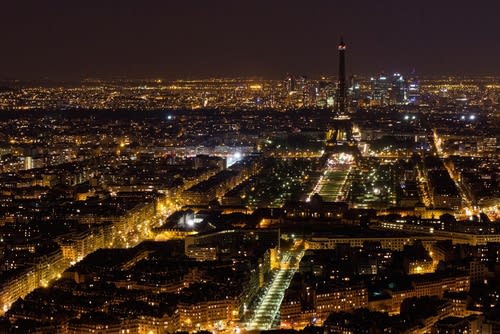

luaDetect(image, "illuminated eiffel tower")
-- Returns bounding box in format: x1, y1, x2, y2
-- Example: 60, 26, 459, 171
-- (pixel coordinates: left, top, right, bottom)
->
326, 37, 353, 147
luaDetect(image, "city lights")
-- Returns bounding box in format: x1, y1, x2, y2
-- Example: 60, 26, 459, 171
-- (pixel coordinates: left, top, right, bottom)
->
0, 3, 499, 332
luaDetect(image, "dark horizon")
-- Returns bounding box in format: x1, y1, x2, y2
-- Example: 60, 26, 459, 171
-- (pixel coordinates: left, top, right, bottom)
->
1, 1, 500, 81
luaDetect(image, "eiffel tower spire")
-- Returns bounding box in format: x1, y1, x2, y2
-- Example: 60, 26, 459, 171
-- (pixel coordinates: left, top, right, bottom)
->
335, 36, 347, 117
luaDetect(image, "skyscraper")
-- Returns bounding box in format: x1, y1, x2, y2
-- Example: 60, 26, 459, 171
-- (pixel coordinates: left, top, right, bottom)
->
407, 70, 420, 105
348, 75, 361, 109
370, 73, 390, 106
391, 73, 406, 105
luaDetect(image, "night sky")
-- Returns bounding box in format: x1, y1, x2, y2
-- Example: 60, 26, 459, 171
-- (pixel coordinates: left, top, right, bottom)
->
1, 1, 500, 80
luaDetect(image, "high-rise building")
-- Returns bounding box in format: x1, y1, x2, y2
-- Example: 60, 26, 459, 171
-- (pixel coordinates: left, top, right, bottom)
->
407, 69, 420, 105
348, 75, 360, 109
285, 74, 296, 93
284, 74, 311, 108
391, 72, 407, 105
370, 73, 391, 106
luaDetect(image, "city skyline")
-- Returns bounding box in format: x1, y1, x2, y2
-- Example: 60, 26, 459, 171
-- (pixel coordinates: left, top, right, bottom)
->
1, 1, 500, 80
1, 2, 500, 333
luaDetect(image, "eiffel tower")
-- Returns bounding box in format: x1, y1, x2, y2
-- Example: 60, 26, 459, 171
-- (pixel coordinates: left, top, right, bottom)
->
326, 37, 353, 147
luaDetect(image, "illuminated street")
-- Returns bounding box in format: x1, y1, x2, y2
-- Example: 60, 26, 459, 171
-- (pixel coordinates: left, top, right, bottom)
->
433, 129, 476, 217
245, 246, 304, 331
